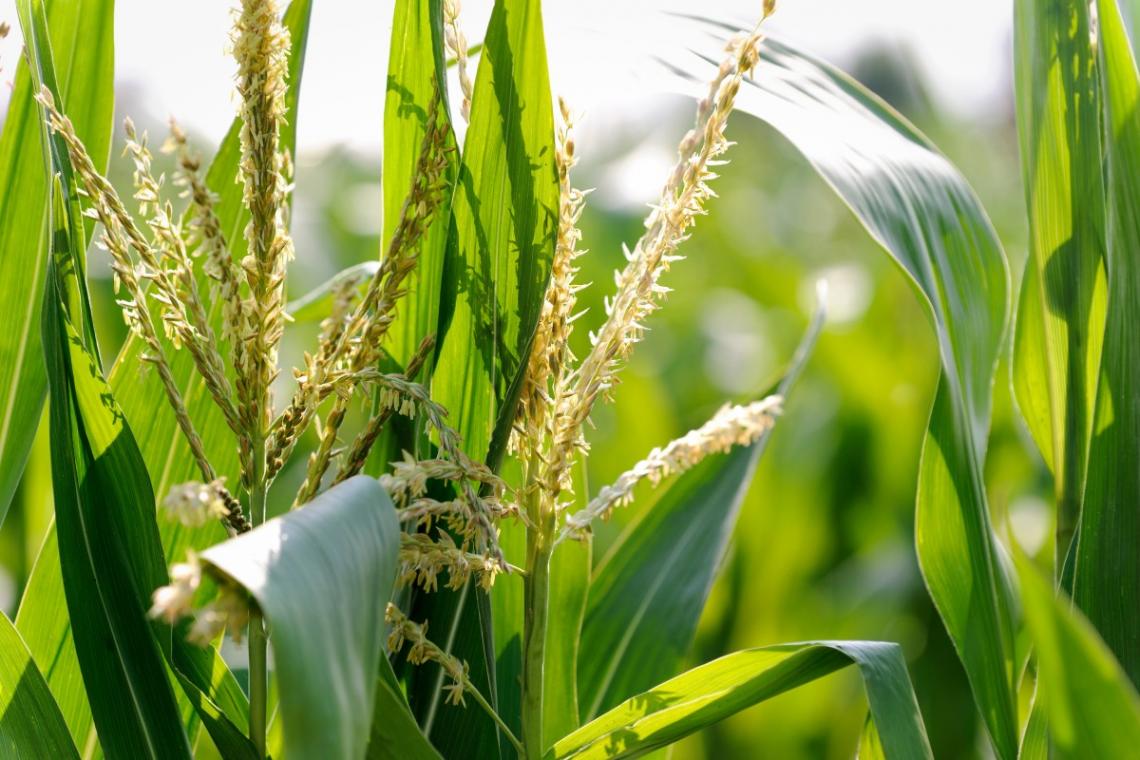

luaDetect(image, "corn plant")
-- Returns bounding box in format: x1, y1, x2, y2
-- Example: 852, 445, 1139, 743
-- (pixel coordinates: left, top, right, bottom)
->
0, 0, 1137, 757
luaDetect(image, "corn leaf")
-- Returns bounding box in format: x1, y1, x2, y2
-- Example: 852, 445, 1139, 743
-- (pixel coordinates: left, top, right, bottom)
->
200, 476, 401, 760
657, 22, 1017, 757
383, 0, 457, 375
16, 3, 312, 753
0, 0, 113, 526
549, 641, 931, 760
20, 0, 193, 752
0, 611, 78, 759
1071, 0, 1140, 687
1011, 0, 1107, 579
406, 0, 558, 753
287, 261, 380, 322
578, 296, 824, 721
365, 656, 442, 760
432, 0, 558, 468
1016, 550, 1140, 757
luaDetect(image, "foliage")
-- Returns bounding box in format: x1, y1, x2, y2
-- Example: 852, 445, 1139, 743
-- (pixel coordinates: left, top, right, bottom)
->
0, 0, 1138, 758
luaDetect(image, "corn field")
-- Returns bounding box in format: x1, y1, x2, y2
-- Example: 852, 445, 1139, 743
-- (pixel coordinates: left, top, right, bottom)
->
0, 0, 1136, 757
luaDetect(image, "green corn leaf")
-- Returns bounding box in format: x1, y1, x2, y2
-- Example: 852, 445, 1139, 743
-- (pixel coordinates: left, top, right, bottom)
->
383, 0, 457, 375
199, 476, 401, 760
366, 655, 442, 760
432, 0, 558, 468
0, 611, 78, 759
404, 577, 503, 759
16, 3, 313, 752
21, 0, 192, 753
286, 261, 380, 322
549, 641, 931, 760
1072, 0, 1140, 687
0, 0, 114, 527
578, 295, 824, 721
405, 0, 558, 753
657, 23, 1016, 757
364, 0, 459, 478
1016, 550, 1140, 757
1012, 0, 1107, 578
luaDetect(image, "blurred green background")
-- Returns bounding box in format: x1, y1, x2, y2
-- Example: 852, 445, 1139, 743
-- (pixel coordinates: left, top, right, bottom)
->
0, 42, 1043, 759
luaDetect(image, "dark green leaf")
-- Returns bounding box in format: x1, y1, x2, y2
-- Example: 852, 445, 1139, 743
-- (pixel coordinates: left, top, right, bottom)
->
0, 0, 114, 526
200, 476, 401, 759
366, 655, 442, 760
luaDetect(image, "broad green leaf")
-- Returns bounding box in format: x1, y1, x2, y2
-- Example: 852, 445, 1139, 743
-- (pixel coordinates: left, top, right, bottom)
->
0, 611, 78, 759
407, 0, 558, 753
658, 24, 1016, 757
433, 0, 558, 468
22, 0, 191, 753
1072, 0, 1140, 687
404, 579, 503, 759
0, 0, 114, 525
578, 297, 824, 721
41, 167, 191, 758
1016, 551, 1140, 757
1012, 0, 1107, 577
549, 642, 931, 760
200, 476, 401, 760
366, 655, 442, 760
383, 0, 456, 374
17, 3, 313, 752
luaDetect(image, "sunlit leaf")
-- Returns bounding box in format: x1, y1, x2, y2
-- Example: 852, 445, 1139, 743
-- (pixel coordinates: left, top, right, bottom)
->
0, 611, 78, 758
1070, 0, 1140, 688
0, 0, 114, 526
657, 22, 1016, 757
550, 641, 931, 759
1017, 549, 1140, 757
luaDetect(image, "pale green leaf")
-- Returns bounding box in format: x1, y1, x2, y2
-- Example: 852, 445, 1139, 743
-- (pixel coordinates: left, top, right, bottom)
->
200, 476, 401, 760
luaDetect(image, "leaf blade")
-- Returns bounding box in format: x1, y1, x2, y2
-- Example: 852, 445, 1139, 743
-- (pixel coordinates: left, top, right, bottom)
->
200, 476, 401, 759
550, 641, 931, 760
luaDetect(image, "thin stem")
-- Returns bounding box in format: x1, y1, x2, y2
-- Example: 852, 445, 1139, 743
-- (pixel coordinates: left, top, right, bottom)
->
468, 680, 525, 758
248, 440, 269, 757
521, 459, 553, 759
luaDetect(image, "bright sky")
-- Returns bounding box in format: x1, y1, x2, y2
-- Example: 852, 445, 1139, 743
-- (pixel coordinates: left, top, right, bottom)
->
0, 0, 1013, 155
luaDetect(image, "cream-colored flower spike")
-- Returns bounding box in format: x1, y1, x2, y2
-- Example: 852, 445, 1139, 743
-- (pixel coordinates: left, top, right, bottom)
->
542, 27, 768, 500
233, 0, 294, 472
148, 555, 202, 624
558, 396, 783, 543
